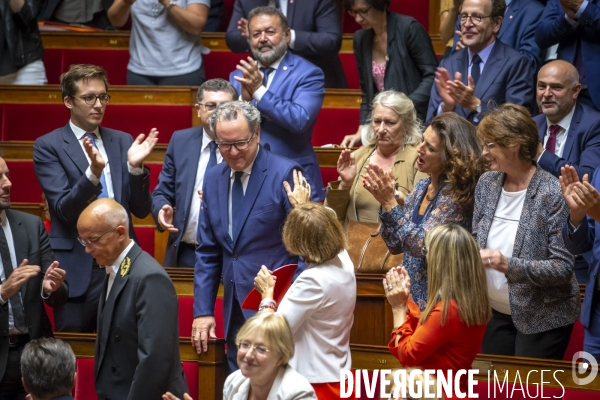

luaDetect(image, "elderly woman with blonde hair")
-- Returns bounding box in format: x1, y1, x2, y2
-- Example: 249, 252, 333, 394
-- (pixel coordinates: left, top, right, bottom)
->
255, 202, 356, 399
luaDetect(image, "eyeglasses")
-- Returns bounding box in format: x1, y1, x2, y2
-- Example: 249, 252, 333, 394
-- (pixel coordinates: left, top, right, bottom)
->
77, 226, 118, 246
198, 103, 218, 111
348, 5, 372, 18
74, 94, 111, 105
460, 13, 493, 25
216, 131, 256, 151
237, 341, 270, 356
483, 142, 495, 151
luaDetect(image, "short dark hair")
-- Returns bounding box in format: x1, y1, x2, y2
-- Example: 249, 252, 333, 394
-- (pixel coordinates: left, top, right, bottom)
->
343, 0, 390, 12
247, 6, 289, 32
196, 79, 239, 104
21, 338, 76, 399
60, 64, 108, 99
490, 0, 507, 19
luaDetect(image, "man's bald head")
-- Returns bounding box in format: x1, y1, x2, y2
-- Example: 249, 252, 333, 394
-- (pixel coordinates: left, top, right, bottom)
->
539, 60, 580, 87
77, 199, 130, 267
537, 60, 581, 124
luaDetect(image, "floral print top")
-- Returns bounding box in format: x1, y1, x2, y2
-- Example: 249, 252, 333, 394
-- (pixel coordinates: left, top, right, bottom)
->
372, 61, 386, 93
379, 178, 472, 310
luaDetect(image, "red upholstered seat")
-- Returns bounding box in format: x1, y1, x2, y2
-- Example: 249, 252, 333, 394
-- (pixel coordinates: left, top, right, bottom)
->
203, 51, 250, 81
133, 227, 155, 257
146, 163, 163, 192
220, 0, 236, 32
1, 104, 68, 141
564, 320, 585, 361
42, 49, 64, 86
182, 362, 199, 399
564, 389, 600, 399
43, 302, 55, 332
74, 358, 98, 400
340, 53, 360, 90
320, 167, 338, 187
178, 296, 225, 339
5, 161, 42, 203
313, 108, 360, 146
65, 49, 129, 85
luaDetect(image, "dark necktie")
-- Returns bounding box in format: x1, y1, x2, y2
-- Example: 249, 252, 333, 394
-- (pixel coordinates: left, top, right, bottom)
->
203, 141, 218, 182
0, 226, 27, 332
260, 67, 274, 88
84, 133, 109, 199
546, 125, 561, 154
231, 171, 244, 238
471, 54, 482, 86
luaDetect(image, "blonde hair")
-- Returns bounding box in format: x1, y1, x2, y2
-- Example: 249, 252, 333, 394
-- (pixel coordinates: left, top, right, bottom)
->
366, 90, 423, 146
421, 224, 491, 326
282, 203, 347, 265
236, 312, 295, 364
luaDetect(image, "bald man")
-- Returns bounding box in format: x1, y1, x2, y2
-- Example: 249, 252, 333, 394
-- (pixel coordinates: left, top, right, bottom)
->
77, 199, 188, 400
534, 60, 600, 180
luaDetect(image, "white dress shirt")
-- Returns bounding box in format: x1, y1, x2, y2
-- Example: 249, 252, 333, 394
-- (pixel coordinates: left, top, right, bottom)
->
278, 249, 356, 383
182, 131, 223, 244
105, 239, 135, 300
227, 148, 258, 238
538, 105, 575, 160
0, 211, 23, 334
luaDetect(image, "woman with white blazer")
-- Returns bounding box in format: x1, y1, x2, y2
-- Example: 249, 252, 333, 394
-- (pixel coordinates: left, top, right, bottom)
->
255, 202, 357, 399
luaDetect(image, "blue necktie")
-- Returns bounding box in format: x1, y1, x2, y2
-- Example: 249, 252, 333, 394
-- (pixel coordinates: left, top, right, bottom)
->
203, 141, 218, 182
471, 54, 482, 86
260, 67, 274, 88
84, 133, 109, 199
231, 171, 244, 238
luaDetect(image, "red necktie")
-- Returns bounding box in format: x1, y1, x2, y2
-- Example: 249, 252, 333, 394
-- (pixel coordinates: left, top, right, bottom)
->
546, 125, 560, 154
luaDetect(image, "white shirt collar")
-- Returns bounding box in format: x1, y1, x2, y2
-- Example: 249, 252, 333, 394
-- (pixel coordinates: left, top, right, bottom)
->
70, 120, 100, 139
105, 239, 135, 276
547, 104, 576, 132
229, 147, 259, 179
468, 40, 496, 66
201, 128, 217, 152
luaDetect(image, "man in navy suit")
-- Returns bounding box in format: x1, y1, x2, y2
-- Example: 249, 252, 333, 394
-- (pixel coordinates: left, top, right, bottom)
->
229, 6, 325, 201
452, 0, 545, 71
562, 165, 600, 361
152, 79, 238, 268
192, 101, 308, 371
226, 0, 346, 88
427, 0, 536, 125
535, 0, 600, 111
32, 64, 155, 333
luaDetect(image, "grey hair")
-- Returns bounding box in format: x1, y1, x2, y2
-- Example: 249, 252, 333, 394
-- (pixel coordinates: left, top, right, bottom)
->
21, 338, 76, 399
102, 202, 129, 232
366, 90, 423, 145
209, 101, 261, 138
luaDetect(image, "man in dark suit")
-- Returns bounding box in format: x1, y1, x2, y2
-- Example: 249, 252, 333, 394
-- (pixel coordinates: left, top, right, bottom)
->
33, 64, 155, 333
20, 338, 76, 400
226, 0, 346, 88
535, 0, 600, 111
193, 101, 309, 371
152, 79, 238, 268
230, 6, 325, 201
452, 0, 545, 71
77, 199, 188, 400
427, 0, 536, 125
0, 156, 68, 400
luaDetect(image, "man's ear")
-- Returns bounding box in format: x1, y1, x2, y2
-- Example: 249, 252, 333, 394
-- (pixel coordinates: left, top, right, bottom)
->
64, 96, 74, 110
492, 16, 503, 34
284, 28, 291, 44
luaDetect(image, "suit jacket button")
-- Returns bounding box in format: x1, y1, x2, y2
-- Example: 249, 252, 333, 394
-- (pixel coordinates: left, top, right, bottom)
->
111, 366, 116, 372
233, 254, 238, 260
115, 335, 120, 342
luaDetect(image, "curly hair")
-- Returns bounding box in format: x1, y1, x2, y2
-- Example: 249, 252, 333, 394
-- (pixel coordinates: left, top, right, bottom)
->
431, 113, 488, 210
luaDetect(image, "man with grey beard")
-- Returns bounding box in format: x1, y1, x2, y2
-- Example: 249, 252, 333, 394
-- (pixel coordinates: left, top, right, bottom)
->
229, 6, 326, 201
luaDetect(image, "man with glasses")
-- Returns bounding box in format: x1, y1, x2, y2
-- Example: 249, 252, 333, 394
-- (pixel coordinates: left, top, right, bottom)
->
76, 198, 188, 399
225, 0, 346, 88
32, 64, 155, 333
426, 0, 536, 125
193, 101, 309, 372
152, 79, 238, 268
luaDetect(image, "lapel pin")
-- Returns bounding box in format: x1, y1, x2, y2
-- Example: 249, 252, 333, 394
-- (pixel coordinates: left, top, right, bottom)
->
120, 257, 131, 277
509, 15, 513, 19
283, 66, 288, 70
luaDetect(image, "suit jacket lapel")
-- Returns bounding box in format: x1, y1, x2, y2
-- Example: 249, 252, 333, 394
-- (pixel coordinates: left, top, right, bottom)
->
6, 210, 29, 298
477, 174, 504, 247
475, 42, 507, 101
101, 128, 123, 203
562, 104, 582, 161
182, 128, 204, 223
499, 0, 518, 40
62, 124, 89, 175
537, 117, 548, 142
286, 0, 295, 26
233, 148, 268, 244
268, 51, 294, 95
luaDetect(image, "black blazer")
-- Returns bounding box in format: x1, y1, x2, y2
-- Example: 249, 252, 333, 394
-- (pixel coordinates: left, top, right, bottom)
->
0, 210, 68, 382
95, 243, 188, 400
353, 12, 438, 123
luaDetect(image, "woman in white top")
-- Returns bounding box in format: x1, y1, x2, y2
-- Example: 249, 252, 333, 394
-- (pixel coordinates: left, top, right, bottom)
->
473, 104, 580, 359
108, 0, 209, 85
255, 202, 356, 399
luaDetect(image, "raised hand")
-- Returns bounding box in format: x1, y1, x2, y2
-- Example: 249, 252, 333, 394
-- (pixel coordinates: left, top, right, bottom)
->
0, 259, 40, 299
42, 261, 66, 294
128, 128, 159, 168
233, 57, 263, 96
254, 265, 276, 299
83, 136, 106, 179
158, 204, 178, 233
237, 17, 249, 38
435, 67, 456, 112
363, 164, 397, 211
283, 169, 311, 207
383, 267, 411, 309
448, 73, 480, 111
337, 149, 357, 189
560, 165, 587, 227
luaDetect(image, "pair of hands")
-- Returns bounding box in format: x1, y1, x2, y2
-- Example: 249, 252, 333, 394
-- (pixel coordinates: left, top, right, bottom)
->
233, 57, 265, 102
560, 165, 600, 227
435, 68, 481, 113
560, 0, 585, 19
383, 267, 411, 310
1, 260, 65, 300
84, 129, 159, 180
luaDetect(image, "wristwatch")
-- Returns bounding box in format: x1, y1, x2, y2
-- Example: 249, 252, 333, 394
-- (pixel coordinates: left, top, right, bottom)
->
167, 0, 177, 10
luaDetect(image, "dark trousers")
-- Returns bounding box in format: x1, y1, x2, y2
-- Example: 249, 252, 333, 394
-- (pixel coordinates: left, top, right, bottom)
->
584, 289, 600, 360
0, 340, 29, 400
176, 242, 197, 268
482, 309, 574, 359
53, 264, 105, 332
225, 293, 247, 373
127, 65, 205, 86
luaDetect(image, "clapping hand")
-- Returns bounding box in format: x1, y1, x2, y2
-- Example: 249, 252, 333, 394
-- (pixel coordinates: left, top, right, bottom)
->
128, 128, 159, 168
83, 136, 106, 179
448, 72, 480, 111
435, 67, 456, 112
237, 17, 249, 38
337, 149, 357, 189
42, 261, 66, 295
560, 165, 600, 224
158, 205, 178, 233
234, 57, 263, 97
383, 267, 411, 310
363, 164, 398, 211
254, 265, 276, 299
0, 259, 40, 299
283, 169, 311, 207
